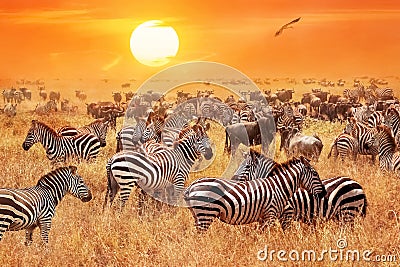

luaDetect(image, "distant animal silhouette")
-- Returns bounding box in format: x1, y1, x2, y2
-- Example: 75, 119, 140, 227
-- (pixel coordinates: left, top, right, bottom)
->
275, 17, 301, 37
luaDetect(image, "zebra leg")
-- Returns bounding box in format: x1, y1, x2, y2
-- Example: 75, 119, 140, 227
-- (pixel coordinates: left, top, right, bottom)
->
25, 224, 38, 246
0, 216, 13, 242
38, 219, 52, 245
279, 208, 295, 232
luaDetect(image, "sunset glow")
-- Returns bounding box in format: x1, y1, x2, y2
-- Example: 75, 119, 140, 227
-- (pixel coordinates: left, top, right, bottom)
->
0, 1, 400, 80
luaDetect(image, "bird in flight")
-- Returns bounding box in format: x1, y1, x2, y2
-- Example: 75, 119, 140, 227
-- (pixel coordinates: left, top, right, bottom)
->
275, 17, 301, 37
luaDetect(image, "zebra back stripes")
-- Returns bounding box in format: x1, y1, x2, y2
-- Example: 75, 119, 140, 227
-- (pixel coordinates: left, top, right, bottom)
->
22, 120, 101, 164
184, 156, 326, 232
57, 119, 110, 147
279, 176, 367, 230
0, 166, 91, 245
327, 133, 359, 161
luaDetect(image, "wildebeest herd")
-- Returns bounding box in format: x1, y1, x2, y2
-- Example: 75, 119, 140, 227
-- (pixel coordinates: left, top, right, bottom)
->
1, 78, 399, 246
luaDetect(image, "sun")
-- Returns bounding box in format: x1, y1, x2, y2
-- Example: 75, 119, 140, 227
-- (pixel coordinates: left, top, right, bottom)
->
130, 20, 179, 67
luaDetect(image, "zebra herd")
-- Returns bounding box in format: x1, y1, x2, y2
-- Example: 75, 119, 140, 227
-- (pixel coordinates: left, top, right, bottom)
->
0, 89, 376, 246
328, 104, 400, 176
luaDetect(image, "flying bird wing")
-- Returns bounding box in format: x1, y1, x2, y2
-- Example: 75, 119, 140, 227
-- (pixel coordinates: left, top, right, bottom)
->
275, 17, 301, 37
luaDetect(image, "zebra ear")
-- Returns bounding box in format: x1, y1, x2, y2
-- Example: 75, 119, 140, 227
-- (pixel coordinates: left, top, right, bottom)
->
192, 124, 199, 132
69, 166, 78, 175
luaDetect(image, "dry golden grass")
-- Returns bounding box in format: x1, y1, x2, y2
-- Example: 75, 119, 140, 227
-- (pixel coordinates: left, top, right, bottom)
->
0, 84, 400, 267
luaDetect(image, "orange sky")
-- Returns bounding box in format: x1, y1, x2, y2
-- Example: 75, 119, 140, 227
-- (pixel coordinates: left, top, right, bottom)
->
1, 0, 400, 82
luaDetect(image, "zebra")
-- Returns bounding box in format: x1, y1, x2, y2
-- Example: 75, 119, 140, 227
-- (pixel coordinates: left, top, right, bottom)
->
104, 123, 213, 209
384, 106, 400, 146
343, 87, 364, 103
231, 149, 276, 182
351, 105, 374, 125
327, 133, 359, 161
343, 117, 378, 163
373, 87, 394, 100
116, 119, 148, 152
57, 118, 110, 147
228, 150, 367, 230
367, 111, 384, 128
279, 176, 367, 230
22, 120, 101, 164
0, 166, 92, 245
184, 156, 326, 232
371, 124, 400, 174
34, 100, 57, 115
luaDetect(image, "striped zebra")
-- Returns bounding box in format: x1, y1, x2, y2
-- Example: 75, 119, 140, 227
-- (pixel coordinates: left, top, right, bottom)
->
230, 151, 367, 229
22, 120, 101, 164
373, 87, 394, 100
371, 124, 400, 174
280, 176, 367, 230
327, 133, 359, 161
343, 87, 364, 103
276, 106, 301, 152
184, 156, 326, 232
343, 117, 378, 163
351, 105, 373, 125
0, 166, 92, 245
231, 149, 276, 181
384, 106, 400, 146
57, 118, 110, 147
104, 123, 213, 209
367, 111, 384, 128
116, 119, 149, 152
161, 112, 192, 146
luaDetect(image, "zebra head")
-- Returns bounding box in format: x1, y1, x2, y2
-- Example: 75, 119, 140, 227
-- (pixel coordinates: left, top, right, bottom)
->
343, 117, 357, 135
66, 166, 92, 202
22, 120, 42, 151
232, 149, 276, 181
192, 123, 213, 160
97, 119, 110, 147
297, 156, 326, 199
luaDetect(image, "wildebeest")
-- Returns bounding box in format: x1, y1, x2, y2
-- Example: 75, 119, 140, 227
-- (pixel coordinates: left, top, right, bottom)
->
287, 133, 324, 162
2, 89, 16, 103
276, 89, 294, 102
124, 91, 135, 102
328, 94, 341, 104
224, 116, 275, 157
112, 92, 122, 106
75, 90, 87, 101
39, 88, 47, 101
49, 91, 61, 102
313, 91, 329, 103
3, 103, 17, 117
19, 88, 32, 100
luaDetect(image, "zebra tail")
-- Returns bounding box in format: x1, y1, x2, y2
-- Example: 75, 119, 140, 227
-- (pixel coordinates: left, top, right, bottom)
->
361, 196, 368, 218
327, 138, 337, 159
103, 158, 116, 211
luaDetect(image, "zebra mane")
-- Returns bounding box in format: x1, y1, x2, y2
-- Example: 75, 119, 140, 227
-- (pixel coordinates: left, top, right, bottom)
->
36, 166, 74, 187
273, 156, 310, 173
32, 120, 59, 136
